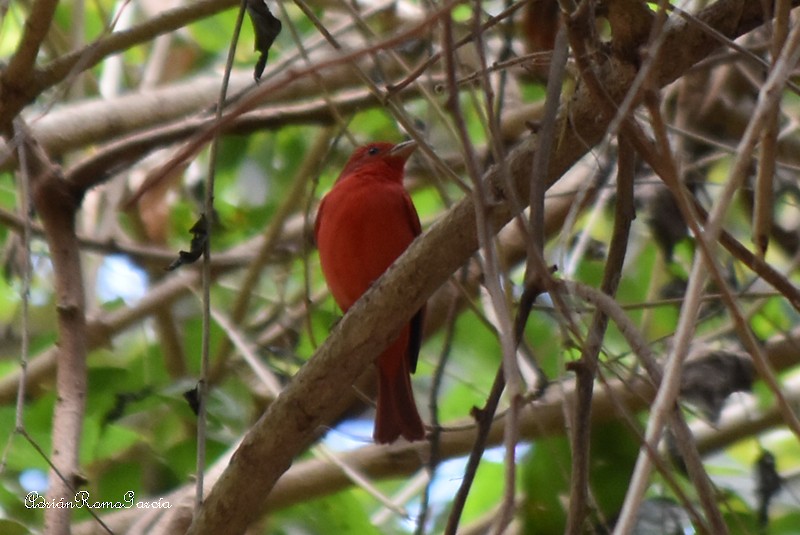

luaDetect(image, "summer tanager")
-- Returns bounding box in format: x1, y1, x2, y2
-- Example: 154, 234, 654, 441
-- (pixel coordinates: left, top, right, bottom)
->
314, 140, 425, 443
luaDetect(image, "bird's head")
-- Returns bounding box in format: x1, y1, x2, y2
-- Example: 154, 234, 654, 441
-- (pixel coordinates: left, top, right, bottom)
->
338, 140, 417, 180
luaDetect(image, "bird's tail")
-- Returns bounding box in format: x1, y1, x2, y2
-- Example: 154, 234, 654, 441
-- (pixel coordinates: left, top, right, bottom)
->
373, 326, 425, 444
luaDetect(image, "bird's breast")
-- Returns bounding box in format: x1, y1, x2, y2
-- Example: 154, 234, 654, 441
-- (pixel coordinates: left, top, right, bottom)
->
316, 179, 418, 310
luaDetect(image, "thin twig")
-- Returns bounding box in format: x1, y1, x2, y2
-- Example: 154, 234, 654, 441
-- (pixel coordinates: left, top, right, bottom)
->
195, 0, 247, 513
565, 134, 635, 534
469, 2, 523, 532
416, 267, 467, 535
0, 119, 34, 480
444, 366, 506, 535
14, 119, 32, 432
529, 23, 569, 254
753, 0, 791, 255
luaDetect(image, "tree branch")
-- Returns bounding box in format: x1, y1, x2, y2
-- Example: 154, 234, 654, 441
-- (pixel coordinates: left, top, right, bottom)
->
20, 123, 88, 534
0, 0, 59, 128
34, 0, 239, 101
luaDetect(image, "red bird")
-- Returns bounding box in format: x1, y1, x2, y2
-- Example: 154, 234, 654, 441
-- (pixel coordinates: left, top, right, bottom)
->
314, 140, 425, 443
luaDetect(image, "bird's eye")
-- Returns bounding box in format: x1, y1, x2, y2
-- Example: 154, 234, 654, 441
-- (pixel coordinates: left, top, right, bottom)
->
367, 146, 380, 156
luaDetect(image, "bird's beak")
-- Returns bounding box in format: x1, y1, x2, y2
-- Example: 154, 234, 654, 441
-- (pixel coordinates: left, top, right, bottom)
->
389, 140, 417, 160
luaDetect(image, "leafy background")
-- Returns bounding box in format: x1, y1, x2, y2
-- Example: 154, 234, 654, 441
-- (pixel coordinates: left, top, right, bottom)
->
0, 0, 799, 534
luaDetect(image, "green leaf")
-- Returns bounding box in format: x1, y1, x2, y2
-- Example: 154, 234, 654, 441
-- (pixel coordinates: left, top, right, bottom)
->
521, 421, 639, 533
0, 518, 31, 535
273, 490, 382, 535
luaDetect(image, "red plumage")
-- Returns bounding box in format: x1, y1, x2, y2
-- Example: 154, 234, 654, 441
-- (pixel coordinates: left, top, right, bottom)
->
314, 141, 425, 443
